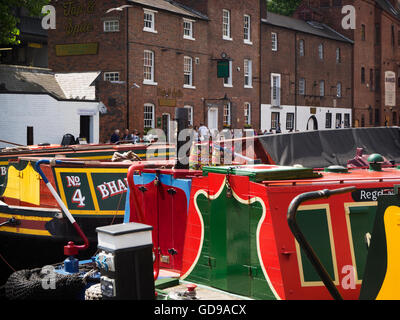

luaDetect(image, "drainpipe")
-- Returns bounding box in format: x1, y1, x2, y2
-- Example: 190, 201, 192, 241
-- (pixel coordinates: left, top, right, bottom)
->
294, 31, 298, 131
126, 7, 130, 130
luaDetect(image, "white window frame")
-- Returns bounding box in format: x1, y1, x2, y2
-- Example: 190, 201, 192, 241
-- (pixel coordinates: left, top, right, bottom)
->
337, 82, 342, 98
184, 105, 193, 126
183, 18, 195, 40
244, 14, 252, 44
223, 60, 233, 87
104, 72, 120, 82
143, 9, 157, 33
223, 102, 231, 126
222, 9, 232, 40
271, 32, 278, 51
299, 39, 305, 56
319, 80, 325, 97
286, 112, 295, 131
144, 103, 155, 128
244, 102, 251, 125
244, 59, 252, 88
336, 47, 341, 63
143, 50, 157, 85
104, 20, 120, 32
184, 56, 195, 89
299, 78, 306, 95
318, 43, 324, 60
271, 73, 281, 106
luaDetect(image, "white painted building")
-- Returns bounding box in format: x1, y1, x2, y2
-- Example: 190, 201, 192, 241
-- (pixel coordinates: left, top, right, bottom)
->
261, 104, 352, 134
0, 65, 103, 148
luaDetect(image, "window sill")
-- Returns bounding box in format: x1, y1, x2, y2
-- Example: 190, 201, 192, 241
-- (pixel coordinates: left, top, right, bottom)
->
183, 85, 196, 89
184, 36, 196, 41
223, 36, 233, 41
143, 80, 158, 86
244, 85, 253, 89
223, 84, 233, 88
143, 28, 158, 34
244, 40, 253, 45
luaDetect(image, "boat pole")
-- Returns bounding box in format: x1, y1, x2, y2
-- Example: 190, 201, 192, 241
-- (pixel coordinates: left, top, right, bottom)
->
34, 159, 89, 253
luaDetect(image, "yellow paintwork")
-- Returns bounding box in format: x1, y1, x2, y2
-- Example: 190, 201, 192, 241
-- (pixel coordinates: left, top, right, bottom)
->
376, 205, 400, 300
3, 162, 41, 205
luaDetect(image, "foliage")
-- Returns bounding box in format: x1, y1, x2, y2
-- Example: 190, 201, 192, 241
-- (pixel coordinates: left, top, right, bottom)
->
0, 0, 50, 45
266, 0, 302, 16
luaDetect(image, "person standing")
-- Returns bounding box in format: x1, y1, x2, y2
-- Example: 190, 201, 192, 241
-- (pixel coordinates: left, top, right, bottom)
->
110, 129, 120, 143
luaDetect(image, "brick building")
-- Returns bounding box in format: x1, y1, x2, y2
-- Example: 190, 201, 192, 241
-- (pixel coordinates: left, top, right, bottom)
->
47, 0, 357, 142
295, 0, 400, 127
48, 0, 262, 142
260, 12, 353, 133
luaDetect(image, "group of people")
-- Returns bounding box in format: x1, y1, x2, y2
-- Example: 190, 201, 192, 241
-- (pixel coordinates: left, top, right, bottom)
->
110, 129, 142, 144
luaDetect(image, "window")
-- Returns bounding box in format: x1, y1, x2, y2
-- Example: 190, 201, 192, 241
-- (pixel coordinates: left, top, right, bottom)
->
144, 103, 155, 128
143, 9, 157, 33
370, 68, 374, 90
223, 60, 233, 87
336, 48, 341, 63
361, 67, 365, 83
271, 32, 278, 51
299, 39, 305, 56
184, 105, 193, 126
143, 50, 156, 84
319, 80, 325, 97
244, 59, 252, 87
299, 78, 306, 95
104, 72, 120, 82
318, 44, 324, 60
286, 113, 294, 131
271, 112, 280, 129
344, 113, 350, 128
184, 56, 194, 87
361, 24, 366, 41
398, 30, 400, 46
223, 9, 231, 40
337, 82, 342, 98
325, 113, 332, 128
223, 102, 231, 126
375, 23, 380, 45
336, 113, 342, 128
244, 102, 251, 125
104, 20, 119, 32
183, 19, 194, 40
391, 25, 395, 47
244, 15, 251, 43
271, 73, 281, 105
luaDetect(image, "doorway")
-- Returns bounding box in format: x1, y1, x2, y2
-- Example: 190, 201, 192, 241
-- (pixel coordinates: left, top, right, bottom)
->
80, 116, 91, 143
208, 108, 218, 133
162, 113, 170, 143
306, 116, 318, 131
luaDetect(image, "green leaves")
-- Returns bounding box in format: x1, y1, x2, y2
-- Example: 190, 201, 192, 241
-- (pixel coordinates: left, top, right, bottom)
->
266, 0, 302, 16
0, 0, 50, 45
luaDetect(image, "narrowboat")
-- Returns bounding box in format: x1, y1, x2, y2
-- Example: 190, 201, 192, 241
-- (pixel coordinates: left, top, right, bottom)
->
126, 154, 400, 300
0, 155, 174, 285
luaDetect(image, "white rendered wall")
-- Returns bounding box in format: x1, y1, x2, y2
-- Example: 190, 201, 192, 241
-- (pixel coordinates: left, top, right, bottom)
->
0, 94, 99, 148
260, 104, 352, 133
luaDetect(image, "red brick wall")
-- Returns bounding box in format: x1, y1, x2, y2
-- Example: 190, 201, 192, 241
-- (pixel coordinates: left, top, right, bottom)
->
261, 22, 353, 112
48, 0, 128, 142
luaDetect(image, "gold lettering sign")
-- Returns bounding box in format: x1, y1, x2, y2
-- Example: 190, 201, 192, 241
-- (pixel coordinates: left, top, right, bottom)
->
62, 0, 96, 36
157, 88, 183, 98
159, 98, 177, 107
55, 43, 98, 56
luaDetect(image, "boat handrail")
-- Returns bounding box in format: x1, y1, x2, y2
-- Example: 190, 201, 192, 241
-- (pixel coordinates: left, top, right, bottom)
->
287, 186, 356, 300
